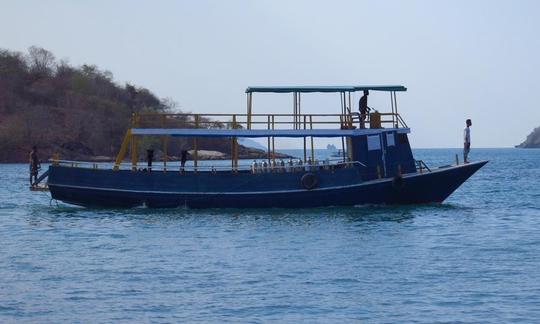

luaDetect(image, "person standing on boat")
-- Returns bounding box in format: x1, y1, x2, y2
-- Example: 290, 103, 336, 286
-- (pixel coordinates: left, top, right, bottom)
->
29, 146, 40, 186
180, 150, 188, 172
359, 90, 371, 129
146, 149, 154, 171
463, 119, 472, 163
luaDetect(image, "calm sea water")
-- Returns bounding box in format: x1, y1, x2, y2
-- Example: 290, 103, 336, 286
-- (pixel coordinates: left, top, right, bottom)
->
1, 148, 539, 323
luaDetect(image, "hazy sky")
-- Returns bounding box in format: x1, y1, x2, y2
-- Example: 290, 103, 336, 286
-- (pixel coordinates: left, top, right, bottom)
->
1, 0, 539, 148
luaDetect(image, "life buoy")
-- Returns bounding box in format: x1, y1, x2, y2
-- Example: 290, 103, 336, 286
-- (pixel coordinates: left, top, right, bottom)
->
301, 173, 319, 190
392, 175, 404, 189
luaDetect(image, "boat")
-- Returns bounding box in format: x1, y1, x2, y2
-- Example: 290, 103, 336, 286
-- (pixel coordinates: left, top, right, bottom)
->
43, 85, 487, 208
330, 149, 344, 158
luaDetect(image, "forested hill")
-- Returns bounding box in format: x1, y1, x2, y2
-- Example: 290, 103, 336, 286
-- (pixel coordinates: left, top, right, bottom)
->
0, 47, 271, 163
516, 127, 540, 148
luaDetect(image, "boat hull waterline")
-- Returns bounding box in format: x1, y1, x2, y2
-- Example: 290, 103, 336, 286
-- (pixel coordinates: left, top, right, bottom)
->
47, 161, 487, 208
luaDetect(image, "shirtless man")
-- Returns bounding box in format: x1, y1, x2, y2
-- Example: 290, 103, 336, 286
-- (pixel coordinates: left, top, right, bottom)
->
29, 146, 40, 186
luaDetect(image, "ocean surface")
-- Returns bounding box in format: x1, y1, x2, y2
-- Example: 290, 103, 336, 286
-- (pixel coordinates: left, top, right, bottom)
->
1, 148, 539, 323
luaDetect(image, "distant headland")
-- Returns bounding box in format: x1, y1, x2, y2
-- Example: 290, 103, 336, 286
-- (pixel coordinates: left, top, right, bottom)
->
0, 46, 288, 162
516, 127, 540, 148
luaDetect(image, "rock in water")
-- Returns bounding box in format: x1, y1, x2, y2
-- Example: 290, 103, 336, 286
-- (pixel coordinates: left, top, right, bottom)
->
516, 127, 540, 148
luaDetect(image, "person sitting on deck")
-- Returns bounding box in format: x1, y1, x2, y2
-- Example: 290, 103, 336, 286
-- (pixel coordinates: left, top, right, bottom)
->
251, 160, 257, 174
287, 158, 294, 172
29, 146, 40, 186
359, 90, 371, 129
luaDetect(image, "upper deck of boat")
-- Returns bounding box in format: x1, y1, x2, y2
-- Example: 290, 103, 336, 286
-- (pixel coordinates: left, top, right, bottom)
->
131, 85, 409, 138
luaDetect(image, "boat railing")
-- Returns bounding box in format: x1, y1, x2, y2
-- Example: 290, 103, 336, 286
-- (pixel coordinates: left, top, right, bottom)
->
131, 112, 408, 130
415, 160, 432, 173
50, 158, 366, 173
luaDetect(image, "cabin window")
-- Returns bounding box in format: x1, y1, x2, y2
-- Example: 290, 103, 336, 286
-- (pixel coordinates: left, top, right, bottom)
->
386, 133, 395, 146
367, 135, 381, 151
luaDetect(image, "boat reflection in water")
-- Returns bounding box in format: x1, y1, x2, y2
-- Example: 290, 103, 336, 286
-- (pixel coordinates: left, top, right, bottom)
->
45, 85, 487, 208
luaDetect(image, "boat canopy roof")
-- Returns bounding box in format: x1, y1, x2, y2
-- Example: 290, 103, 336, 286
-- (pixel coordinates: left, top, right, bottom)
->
245, 85, 407, 94
131, 128, 410, 138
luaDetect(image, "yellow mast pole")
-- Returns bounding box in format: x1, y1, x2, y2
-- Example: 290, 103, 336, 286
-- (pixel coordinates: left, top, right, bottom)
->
161, 115, 167, 172
114, 129, 131, 171
130, 113, 139, 171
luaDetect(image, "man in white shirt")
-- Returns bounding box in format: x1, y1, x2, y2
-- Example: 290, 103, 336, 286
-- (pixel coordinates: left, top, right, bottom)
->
463, 119, 472, 163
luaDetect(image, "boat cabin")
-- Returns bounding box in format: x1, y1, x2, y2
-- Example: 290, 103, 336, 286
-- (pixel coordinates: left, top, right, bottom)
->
102, 85, 420, 181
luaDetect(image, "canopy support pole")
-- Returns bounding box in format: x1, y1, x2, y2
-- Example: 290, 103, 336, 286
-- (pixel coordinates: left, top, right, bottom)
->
247, 93, 252, 129
232, 114, 237, 172
303, 115, 307, 162
310, 115, 314, 163
393, 91, 399, 128
271, 115, 275, 167
267, 115, 271, 166
163, 135, 168, 172
130, 113, 139, 171
194, 115, 199, 172
341, 136, 346, 162
293, 92, 297, 130
340, 92, 343, 127
161, 115, 168, 172
348, 91, 352, 128
390, 92, 395, 127
298, 93, 301, 130
130, 135, 137, 171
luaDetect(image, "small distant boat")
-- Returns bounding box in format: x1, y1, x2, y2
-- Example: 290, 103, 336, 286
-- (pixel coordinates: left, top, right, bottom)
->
42, 85, 487, 208
330, 149, 344, 158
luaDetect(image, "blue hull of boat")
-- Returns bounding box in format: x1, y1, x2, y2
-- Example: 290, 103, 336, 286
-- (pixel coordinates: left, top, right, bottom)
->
47, 161, 487, 208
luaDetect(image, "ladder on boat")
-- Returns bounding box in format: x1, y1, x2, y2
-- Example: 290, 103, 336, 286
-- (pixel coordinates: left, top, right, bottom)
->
30, 169, 49, 191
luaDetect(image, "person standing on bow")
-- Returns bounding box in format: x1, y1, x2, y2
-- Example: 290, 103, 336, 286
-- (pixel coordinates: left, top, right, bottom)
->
463, 119, 472, 163
359, 90, 371, 129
